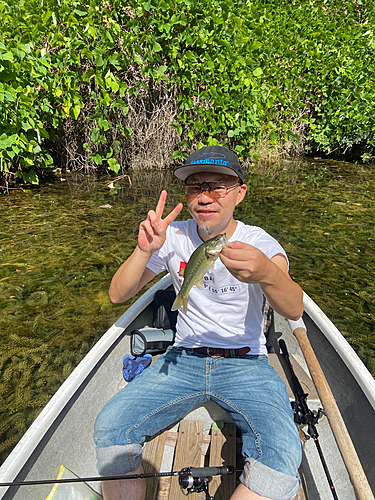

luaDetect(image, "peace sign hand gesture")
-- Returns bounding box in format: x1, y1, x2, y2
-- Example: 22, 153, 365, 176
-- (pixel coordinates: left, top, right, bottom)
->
138, 190, 183, 256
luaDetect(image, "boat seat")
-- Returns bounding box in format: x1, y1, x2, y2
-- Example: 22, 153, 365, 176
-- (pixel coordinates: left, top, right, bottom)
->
142, 420, 237, 500
142, 419, 307, 500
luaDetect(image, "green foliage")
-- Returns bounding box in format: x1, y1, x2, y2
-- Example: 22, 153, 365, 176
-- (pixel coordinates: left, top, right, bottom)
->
257, 0, 375, 155
0, 0, 129, 182
1, 0, 375, 187
136, 0, 375, 156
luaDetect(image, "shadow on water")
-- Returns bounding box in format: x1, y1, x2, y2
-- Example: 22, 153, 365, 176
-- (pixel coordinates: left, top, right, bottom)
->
0, 160, 374, 463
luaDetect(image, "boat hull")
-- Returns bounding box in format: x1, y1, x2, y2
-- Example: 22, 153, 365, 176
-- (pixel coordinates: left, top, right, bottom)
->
0, 275, 374, 499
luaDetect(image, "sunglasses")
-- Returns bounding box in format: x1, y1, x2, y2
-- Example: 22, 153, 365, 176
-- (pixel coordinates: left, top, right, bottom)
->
184, 181, 241, 198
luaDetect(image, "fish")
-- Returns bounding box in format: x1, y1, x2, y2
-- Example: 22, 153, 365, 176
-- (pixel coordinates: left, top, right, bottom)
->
171, 233, 228, 314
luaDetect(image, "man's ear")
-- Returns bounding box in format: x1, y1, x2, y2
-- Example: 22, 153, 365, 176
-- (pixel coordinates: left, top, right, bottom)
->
236, 183, 247, 206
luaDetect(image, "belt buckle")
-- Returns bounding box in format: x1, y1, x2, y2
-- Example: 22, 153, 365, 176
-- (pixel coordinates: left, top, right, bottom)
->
207, 347, 221, 358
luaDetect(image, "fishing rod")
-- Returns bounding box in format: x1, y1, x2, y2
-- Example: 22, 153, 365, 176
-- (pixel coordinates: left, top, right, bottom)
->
279, 339, 339, 500
0, 465, 240, 500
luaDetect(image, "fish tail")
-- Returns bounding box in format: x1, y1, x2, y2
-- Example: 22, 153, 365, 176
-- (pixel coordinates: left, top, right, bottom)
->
171, 293, 188, 314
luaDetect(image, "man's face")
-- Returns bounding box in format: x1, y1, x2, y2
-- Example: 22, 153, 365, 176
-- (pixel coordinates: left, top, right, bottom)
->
185, 172, 247, 238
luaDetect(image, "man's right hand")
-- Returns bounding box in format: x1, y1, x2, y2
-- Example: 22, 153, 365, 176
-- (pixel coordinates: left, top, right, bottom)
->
138, 190, 183, 256
109, 191, 183, 303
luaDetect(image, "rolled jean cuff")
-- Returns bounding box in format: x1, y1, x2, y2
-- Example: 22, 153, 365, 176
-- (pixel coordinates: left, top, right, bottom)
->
96, 444, 143, 476
240, 458, 301, 500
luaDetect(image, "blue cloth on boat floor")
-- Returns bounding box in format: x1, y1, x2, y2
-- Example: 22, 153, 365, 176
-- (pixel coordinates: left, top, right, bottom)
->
122, 354, 152, 382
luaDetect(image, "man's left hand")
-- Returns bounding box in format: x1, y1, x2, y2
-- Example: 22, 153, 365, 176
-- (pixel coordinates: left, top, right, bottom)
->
219, 241, 273, 284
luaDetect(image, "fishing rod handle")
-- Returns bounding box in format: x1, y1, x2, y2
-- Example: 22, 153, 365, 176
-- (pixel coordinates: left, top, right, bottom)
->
279, 339, 306, 398
185, 466, 235, 477
279, 339, 289, 359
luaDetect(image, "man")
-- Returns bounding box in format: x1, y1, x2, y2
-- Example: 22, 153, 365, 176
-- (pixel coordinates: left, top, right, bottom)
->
94, 145, 304, 500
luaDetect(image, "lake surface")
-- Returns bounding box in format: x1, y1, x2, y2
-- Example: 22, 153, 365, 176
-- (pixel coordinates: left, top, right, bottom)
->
0, 159, 374, 462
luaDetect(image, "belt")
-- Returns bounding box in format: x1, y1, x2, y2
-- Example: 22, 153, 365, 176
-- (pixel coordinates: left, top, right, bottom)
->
193, 347, 251, 357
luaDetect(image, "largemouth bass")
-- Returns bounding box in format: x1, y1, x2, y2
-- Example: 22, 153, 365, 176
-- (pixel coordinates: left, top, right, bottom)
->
171, 233, 228, 314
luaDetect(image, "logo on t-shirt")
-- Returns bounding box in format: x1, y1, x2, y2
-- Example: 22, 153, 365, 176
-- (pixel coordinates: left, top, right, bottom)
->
178, 261, 186, 276
203, 275, 240, 295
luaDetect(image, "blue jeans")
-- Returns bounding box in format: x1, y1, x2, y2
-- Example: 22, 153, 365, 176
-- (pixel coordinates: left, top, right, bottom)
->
94, 347, 302, 500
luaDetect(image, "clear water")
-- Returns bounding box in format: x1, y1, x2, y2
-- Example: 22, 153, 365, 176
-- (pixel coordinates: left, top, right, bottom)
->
0, 160, 374, 462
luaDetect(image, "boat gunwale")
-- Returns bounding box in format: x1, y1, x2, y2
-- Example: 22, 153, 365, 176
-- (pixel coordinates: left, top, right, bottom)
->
301, 292, 375, 411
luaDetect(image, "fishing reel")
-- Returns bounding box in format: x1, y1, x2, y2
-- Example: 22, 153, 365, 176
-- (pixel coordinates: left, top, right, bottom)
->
179, 468, 213, 499
292, 401, 325, 440
178, 466, 235, 500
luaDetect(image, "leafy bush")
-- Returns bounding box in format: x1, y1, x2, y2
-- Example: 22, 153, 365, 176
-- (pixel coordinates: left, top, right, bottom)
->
258, 0, 375, 157
1, 0, 374, 189
0, 0, 128, 184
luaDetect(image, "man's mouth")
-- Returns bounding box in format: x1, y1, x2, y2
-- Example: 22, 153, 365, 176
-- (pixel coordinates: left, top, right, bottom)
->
196, 209, 217, 218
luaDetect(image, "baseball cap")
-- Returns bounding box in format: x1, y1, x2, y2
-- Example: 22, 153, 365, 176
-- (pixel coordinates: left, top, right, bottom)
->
174, 146, 244, 183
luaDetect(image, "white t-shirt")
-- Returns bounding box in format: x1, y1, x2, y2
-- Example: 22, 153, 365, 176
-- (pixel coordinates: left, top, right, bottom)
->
147, 219, 288, 355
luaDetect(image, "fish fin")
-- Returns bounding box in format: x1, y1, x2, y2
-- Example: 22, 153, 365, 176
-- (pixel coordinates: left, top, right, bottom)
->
171, 294, 188, 314
179, 266, 185, 277
208, 261, 216, 273
194, 277, 204, 290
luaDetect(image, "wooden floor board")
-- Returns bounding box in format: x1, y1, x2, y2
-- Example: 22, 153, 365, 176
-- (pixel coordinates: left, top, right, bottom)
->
209, 423, 237, 499
168, 420, 204, 500
143, 430, 168, 500
144, 421, 240, 500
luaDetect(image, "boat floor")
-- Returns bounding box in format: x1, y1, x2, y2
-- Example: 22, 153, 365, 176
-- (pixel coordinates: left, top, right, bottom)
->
0, 309, 357, 500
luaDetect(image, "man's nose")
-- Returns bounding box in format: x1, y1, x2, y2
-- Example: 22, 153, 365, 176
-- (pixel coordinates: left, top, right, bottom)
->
197, 188, 215, 201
